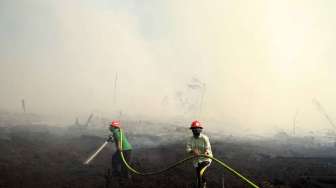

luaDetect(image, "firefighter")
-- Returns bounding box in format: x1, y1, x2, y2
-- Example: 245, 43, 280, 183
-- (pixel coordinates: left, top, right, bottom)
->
186, 120, 213, 188
108, 120, 132, 179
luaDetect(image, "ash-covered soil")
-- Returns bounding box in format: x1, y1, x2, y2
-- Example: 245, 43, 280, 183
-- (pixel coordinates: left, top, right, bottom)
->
1, 125, 336, 188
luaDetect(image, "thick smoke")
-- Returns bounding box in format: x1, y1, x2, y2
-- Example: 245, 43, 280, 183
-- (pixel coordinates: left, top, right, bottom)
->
1, 0, 336, 135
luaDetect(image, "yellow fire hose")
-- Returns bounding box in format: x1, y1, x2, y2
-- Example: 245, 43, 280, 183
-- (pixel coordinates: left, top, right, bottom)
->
119, 129, 260, 188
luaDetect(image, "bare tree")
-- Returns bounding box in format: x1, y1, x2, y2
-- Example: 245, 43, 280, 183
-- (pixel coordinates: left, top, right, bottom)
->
312, 98, 336, 130
21, 99, 26, 113
293, 109, 299, 136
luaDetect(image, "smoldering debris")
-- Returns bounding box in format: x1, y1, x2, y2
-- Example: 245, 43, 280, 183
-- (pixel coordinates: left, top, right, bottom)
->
1, 115, 336, 187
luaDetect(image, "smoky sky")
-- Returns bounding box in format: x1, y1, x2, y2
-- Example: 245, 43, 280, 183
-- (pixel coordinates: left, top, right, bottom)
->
1, 0, 336, 134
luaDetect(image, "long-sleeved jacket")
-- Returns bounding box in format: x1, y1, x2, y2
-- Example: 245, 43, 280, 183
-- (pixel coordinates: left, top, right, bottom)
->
186, 133, 213, 167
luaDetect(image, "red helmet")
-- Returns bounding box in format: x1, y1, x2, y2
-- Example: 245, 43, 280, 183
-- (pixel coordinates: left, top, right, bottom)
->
110, 120, 120, 128
190, 120, 203, 129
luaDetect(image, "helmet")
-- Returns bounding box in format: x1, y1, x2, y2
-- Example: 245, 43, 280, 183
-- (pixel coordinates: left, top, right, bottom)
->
190, 120, 203, 129
110, 120, 121, 128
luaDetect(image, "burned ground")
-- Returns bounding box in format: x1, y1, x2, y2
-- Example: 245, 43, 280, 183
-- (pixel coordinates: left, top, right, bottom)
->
1, 125, 336, 188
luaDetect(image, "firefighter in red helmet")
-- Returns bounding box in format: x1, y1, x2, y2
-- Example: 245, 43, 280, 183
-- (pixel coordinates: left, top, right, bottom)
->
186, 120, 213, 188
108, 120, 132, 179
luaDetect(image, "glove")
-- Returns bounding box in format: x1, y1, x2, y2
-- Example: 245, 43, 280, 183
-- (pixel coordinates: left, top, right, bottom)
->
107, 135, 113, 142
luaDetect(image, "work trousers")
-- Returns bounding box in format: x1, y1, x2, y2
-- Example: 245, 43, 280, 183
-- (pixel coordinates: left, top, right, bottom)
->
195, 161, 210, 188
112, 150, 132, 178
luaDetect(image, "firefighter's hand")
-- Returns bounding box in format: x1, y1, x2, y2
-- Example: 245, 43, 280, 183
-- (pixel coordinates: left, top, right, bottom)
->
193, 149, 200, 156
107, 135, 113, 142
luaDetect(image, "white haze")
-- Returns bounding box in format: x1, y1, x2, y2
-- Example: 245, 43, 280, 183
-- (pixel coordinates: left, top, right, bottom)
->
1, 0, 336, 135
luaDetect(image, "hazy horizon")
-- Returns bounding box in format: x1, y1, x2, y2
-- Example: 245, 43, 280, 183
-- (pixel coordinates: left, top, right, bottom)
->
1, 0, 336, 134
